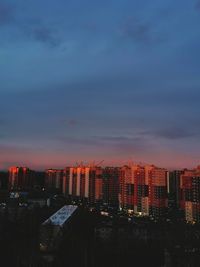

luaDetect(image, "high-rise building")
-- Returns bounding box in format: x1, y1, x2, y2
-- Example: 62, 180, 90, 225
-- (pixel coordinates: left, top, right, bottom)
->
180, 166, 200, 223
63, 166, 120, 207
149, 167, 168, 220
119, 164, 168, 220
102, 167, 120, 207
119, 165, 134, 210
95, 174, 103, 203
9, 166, 35, 191
63, 166, 103, 203
45, 169, 64, 193
119, 165, 153, 215
134, 165, 152, 216
62, 167, 70, 196
168, 170, 183, 209
0, 171, 8, 189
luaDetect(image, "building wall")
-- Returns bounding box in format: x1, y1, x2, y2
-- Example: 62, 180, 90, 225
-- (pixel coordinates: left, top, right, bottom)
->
149, 168, 168, 220
180, 166, 200, 223
45, 169, 63, 193
119, 165, 168, 219
9, 166, 35, 191
102, 167, 120, 207
168, 170, 183, 209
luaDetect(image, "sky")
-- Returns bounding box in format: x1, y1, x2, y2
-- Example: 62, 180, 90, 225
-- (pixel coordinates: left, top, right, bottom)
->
0, 0, 200, 170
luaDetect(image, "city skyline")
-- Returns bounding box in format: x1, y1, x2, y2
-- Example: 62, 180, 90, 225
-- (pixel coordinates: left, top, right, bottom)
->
2, 160, 200, 172
6, 163, 200, 223
1, 0, 200, 169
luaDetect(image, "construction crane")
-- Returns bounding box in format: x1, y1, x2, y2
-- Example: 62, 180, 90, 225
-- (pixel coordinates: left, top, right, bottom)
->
87, 160, 105, 168
74, 160, 104, 168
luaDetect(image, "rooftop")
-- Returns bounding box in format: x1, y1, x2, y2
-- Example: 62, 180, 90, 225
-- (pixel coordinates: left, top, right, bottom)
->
43, 205, 78, 227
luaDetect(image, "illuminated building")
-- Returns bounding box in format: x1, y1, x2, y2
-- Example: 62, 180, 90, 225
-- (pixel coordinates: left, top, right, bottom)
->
119, 164, 168, 219
180, 166, 200, 223
63, 166, 103, 203
119, 165, 152, 215
149, 167, 168, 220
62, 166, 120, 206
95, 170, 103, 203
45, 169, 64, 193
133, 165, 153, 216
8, 166, 35, 191
119, 165, 134, 210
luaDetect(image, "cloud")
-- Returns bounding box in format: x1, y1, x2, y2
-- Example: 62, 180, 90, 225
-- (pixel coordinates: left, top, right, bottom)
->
96, 135, 153, 154
141, 128, 196, 140
68, 119, 78, 126
57, 135, 152, 155
119, 17, 151, 43
20, 18, 61, 47
57, 136, 101, 147
96, 135, 142, 144
0, 2, 13, 26
31, 26, 60, 47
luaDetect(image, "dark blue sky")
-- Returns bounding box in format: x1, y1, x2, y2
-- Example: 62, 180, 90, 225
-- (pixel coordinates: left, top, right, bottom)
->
0, 0, 200, 169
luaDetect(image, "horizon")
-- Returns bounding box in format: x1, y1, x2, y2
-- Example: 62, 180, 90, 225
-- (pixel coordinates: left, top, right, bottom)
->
1, 159, 200, 172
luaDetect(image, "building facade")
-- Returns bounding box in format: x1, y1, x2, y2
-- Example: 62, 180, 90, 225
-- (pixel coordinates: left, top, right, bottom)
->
168, 170, 183, 209
9, 166, 35, 191
62, 166, 102, 203
45, 169, 64, 193
119, 164, 168, 220
180, 166, 200, 223
102, 167, 120, 207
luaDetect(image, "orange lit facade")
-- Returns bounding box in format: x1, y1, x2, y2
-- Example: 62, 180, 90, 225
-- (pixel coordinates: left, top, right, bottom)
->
119, 165, 168, 220
95, 176, 103, 202
149, 167, 168, 220
180, 166, 200, 223
62, 166, 120, 206
63, 166, 103, 203
119, 166, 134, 210
9, 166, 35, 191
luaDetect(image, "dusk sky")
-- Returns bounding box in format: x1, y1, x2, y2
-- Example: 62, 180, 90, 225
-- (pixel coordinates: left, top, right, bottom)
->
0, 0, 200, 170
